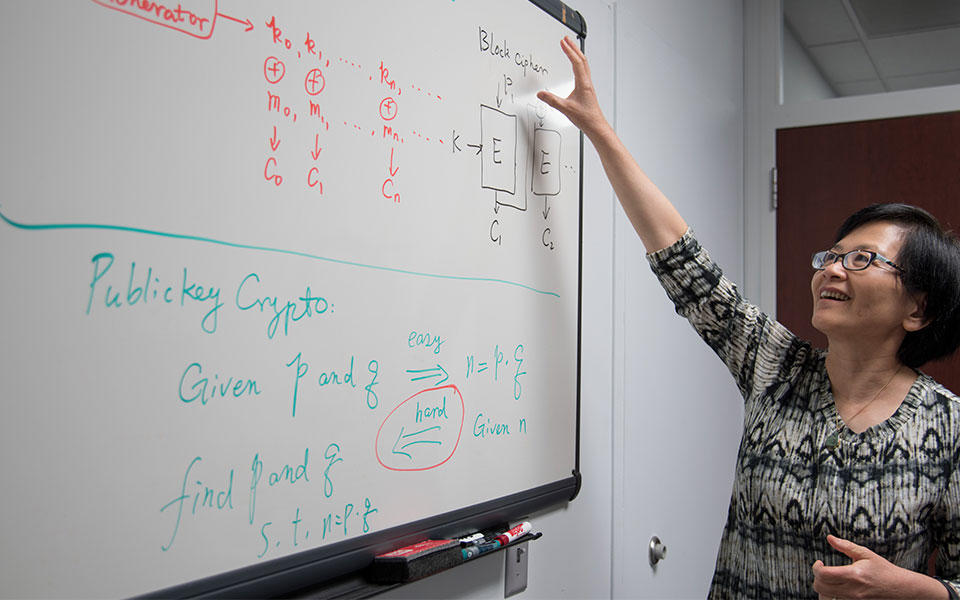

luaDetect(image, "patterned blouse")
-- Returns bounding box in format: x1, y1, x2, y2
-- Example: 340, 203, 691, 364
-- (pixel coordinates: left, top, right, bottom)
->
647, 230, 960, 599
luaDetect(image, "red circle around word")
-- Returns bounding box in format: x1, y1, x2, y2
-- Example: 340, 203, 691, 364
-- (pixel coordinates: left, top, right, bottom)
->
375, 384, 465, 471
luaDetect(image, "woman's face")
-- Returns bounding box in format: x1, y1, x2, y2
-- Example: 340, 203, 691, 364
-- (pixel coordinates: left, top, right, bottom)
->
810, 221, 923, 345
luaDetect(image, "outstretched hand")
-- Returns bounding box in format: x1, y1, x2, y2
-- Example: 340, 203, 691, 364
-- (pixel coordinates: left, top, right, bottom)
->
536, 36, 608, 137
812, 535, 948, 599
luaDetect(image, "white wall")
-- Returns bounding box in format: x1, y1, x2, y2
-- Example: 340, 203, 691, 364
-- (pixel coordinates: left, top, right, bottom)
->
387, 1, 747, 598
612, 1, 744, 598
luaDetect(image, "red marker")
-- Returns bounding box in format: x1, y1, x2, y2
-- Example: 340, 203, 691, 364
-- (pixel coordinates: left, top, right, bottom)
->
496, 521, 532, 546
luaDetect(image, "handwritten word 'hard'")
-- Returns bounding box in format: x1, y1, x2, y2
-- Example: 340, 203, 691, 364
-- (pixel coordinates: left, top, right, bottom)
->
416, 396, 448, 423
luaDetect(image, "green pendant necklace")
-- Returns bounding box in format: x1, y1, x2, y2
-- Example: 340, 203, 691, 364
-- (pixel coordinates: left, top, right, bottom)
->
826, 365, 902, 449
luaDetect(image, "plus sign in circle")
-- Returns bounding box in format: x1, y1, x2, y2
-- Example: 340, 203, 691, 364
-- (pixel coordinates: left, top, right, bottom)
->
304, 68, 326, 95
263, 56, 285, 84
379, 97, 398, 121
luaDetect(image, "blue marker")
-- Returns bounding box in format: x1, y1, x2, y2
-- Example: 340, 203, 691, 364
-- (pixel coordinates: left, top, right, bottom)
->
461, 539, 500, 560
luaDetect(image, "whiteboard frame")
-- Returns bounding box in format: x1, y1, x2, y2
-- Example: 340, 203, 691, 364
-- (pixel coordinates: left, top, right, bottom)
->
139, 2, 586, 597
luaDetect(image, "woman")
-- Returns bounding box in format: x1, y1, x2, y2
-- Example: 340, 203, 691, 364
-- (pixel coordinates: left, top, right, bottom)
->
538, 37, 960, 599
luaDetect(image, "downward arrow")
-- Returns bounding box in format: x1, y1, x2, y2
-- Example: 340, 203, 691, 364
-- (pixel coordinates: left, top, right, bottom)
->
269, 126, 280, 151
389, 147, 399, 176
310, 134, 322, 160
542, 197, 551, 219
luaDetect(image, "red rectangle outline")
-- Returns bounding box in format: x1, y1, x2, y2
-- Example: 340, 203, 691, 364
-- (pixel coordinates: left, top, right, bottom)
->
90, 0, 218, 39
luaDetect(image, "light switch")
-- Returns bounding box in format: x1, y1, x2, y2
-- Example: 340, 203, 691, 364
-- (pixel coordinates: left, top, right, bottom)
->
504, 541, 529, 597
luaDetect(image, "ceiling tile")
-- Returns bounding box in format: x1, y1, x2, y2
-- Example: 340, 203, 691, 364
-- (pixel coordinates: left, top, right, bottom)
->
866, 28, 960, 77
783, 0, 858, 46
833, 79, 887, 96
850, 0, 960, 37
885, 70, 960, 91
807, 42, 878, 83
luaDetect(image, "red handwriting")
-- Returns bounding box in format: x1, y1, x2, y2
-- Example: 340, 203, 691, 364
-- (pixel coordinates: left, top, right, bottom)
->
269, 126, 280, 152
384, 141, 400, 203
306, 103, 331, 130
266, 91, 297, 122
91, 0, 216, 39
215, 11, 252, 31
381, 179, 399, 203
411, 129, 444, 146
304, 32, 320, 60
388, 148, 399, 177
307, 167, 322, 193
257, 19, 449, 201
263, 56, 285, 84
378, 98, 397, 121
304, 68, 325, 96
410, 83, 443, 101
265, 15, 292, 49
337, 56, 362, 70
264, 157, 282, 186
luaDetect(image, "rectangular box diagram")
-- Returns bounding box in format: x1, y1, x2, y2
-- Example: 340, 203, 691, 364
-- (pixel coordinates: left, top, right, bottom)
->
480, 104, 517, 195
532, 128, 561, 196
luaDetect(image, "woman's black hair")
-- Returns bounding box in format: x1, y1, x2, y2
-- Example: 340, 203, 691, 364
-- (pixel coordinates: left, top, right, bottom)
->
835, 203, 960, 367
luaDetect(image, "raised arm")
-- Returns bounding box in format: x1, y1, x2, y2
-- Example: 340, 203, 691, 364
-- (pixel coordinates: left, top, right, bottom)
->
537, 36, 687, 253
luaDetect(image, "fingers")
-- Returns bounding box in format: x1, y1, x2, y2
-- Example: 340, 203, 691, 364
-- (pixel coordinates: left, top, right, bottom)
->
827, 534, 875, 561
559, 36, 591, 84
540, 36, 608, 136
812, 563, 848, 584
812, 554, 855, 587
536, 90, 561, 110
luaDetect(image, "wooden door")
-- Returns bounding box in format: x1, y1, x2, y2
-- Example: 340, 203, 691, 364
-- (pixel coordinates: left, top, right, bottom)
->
776, 111, 960, 393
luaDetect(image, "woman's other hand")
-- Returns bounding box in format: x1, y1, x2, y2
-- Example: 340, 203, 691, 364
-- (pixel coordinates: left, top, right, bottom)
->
812, 534, 949, 599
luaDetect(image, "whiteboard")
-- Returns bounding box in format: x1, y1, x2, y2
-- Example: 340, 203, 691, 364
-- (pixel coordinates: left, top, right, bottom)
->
0, 0, 583, 597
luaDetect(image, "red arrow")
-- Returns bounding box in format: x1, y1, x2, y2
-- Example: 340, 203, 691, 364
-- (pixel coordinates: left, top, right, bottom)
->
217, 12, 254, 32
311, 134, 322, 160
269, 126, 280, 151
389, 147, 399, 176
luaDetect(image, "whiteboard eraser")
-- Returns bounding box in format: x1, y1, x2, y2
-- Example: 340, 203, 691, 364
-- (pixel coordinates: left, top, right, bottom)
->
368, 539, 462, 583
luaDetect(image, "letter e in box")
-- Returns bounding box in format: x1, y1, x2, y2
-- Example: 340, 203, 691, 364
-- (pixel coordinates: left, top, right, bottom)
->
480, 105, 517, 194
532, 128, 561, 196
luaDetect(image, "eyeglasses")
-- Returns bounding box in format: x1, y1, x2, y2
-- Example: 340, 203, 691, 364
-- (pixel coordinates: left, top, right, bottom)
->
811, 249, 904, 274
